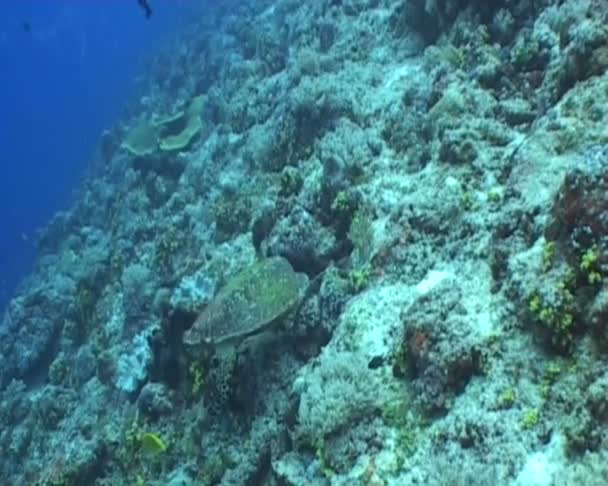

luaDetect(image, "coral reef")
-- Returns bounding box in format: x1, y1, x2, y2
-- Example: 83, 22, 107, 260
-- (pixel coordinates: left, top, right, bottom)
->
3, 0, 608, 484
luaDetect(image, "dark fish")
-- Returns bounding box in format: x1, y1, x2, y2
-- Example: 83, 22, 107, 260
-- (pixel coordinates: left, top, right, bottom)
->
22, 21, 31, 33
138, 0, 152, 19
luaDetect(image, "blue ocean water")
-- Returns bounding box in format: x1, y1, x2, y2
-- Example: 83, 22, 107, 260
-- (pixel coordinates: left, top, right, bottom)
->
0, 1, 199, 312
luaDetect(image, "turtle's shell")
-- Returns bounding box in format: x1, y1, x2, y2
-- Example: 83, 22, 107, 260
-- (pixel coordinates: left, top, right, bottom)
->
183, 257, 308, 348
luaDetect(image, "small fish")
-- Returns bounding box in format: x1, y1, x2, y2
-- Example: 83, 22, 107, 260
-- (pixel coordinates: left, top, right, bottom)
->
22, 21, 31, 33
140, 432, 167, 454
137, 0, 152, 19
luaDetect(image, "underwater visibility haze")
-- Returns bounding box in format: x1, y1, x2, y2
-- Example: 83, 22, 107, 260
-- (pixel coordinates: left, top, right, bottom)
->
3, 0, 608, 484
0, 0, 194, 311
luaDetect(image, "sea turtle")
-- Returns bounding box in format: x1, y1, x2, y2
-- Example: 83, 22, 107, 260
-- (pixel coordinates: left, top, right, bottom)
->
183, 256, 309, 352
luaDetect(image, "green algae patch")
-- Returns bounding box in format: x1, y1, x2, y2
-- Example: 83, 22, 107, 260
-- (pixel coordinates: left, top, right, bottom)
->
187, 94, 204, 118
159, 114, 202, 152
183, 257, 308, 349
155, 110, 187, 127
122, 121, 161, 156
122, 95, 205, 156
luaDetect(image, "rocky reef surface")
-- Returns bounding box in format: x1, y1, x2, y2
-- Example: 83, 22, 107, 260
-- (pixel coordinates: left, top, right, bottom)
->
2, 0, 608, 484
